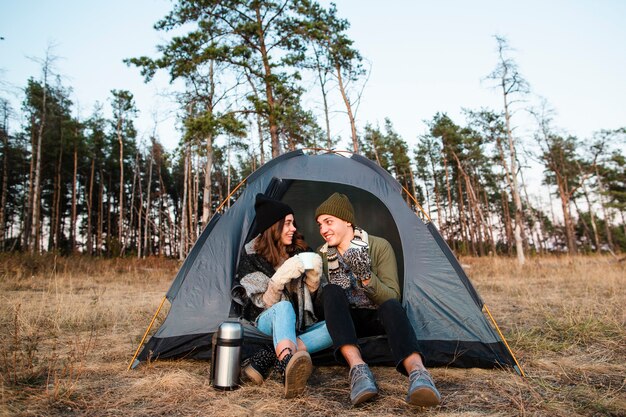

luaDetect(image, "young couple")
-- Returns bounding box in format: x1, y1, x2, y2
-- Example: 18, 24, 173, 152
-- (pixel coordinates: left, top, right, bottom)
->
232, 192, 441, 407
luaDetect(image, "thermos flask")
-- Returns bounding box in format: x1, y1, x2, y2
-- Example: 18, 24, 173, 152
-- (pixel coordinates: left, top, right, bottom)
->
210, 321, 243, 390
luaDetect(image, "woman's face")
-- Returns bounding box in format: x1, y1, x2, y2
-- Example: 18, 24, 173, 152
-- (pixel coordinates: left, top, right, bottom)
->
280, 214, 297, 246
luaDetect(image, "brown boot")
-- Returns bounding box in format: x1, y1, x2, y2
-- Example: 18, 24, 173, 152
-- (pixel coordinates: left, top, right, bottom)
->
275, 348, 313, 398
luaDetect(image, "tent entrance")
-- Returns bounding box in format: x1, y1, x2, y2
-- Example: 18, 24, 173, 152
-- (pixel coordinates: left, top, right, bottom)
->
262, 178, 405, 289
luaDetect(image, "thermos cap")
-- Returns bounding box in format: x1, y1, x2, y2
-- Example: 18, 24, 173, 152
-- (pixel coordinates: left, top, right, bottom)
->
217, 321, 243, 339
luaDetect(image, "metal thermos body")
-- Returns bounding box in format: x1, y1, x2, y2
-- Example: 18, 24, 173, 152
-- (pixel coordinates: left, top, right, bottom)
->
210, 321, 243, 390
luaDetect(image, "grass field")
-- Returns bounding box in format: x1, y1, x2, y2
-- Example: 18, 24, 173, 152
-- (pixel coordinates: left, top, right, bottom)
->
1, 254, 624, 416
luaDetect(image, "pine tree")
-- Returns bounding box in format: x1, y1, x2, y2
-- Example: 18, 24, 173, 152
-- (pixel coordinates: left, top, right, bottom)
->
486, 36, 529, 264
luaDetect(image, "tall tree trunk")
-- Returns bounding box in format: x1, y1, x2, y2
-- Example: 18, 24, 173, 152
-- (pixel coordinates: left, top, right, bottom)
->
202, 132, 213, 225
502, 91, 526, 264
495, 133, 524, 262
107, 179, 112, 255
226, 141, 232, 208
370, 133, 382, 166
556, 181, 577, 254
70, 144, 78, 253
254, 6, 280, 158
408, 169, 419, 211
518, 166, 534, 253
428, 154, 442, 230
158, 165, 166, 256
86, 159, 95, 255
180, 144, 189, 260
533, 195, 547, 254
451, 151, 488, 256
335, 62, 358, 153
529, 196, 542, 253
0, 108, 9, 249
520, 167, 543, 253
442, 154, 453, 247
245, 72, 266, 165
117, 117, 124, 252
23, 116, 36, 249
97, 171, 103, 256
483, 188, 498, 255
125, 153, 140, 256
143, 146, 154, 257
202, 61, 215, 225
257, 113, 266, 165
594, 164, 614, 251
580, 179, 601, 251
572, 198, 592, 251
457, 177, 469, 255
469, 177, 485, 256
51, 144, 63, 251
192, 154, 199, 240
136, 154, 143, 258
547, 187, 561, 249
30, 80, 48, 254
501, 190, 513, 255
314, 48, 332, 148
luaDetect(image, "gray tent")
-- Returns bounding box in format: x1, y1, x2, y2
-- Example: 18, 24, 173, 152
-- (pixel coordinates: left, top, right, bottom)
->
130, 150, 522, 375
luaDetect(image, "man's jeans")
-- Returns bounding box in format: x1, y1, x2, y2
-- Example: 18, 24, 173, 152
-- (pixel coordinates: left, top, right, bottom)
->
323, 284, 422, 374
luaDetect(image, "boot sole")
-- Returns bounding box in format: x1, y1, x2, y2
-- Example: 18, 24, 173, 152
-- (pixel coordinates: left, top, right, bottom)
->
243, 364, 265, 385
351, 388, 378, 406
283, 351, 312, 398
406, 386, 441, 407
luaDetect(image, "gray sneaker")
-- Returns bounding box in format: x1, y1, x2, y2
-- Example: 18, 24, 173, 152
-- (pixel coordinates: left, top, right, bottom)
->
349, 364, 379, 405
406, 368, 441, 407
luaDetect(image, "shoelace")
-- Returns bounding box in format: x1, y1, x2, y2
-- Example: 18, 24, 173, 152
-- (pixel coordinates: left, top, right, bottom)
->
350, 365, 372, 389
409, 369, 433, 385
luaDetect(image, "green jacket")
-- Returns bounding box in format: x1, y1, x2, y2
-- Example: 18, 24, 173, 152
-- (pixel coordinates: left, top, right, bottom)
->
320, 235, 401, 306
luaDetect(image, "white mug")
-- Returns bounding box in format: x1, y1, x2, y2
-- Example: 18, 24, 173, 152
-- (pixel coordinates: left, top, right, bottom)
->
297, 252, 318, 270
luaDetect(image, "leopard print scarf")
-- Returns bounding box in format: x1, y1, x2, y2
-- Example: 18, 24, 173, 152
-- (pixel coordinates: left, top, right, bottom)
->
322, 228, 377, 309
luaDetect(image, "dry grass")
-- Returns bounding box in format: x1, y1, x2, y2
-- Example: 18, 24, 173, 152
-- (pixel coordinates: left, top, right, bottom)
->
1, 254, 624, 417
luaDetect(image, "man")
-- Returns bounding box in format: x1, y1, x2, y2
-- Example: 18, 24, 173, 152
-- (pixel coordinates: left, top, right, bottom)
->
315, 192, 441, 407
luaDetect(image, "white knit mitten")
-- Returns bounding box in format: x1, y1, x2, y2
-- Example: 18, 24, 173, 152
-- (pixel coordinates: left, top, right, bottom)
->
304, 253, 323, 291
270, 256, 305, 287
262, 279, 284, 307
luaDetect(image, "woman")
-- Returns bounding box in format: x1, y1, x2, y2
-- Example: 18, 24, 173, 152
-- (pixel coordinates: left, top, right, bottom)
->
232, 193, 332, 398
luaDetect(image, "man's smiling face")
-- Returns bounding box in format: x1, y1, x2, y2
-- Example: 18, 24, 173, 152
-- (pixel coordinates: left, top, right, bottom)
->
316, 214, 353, 252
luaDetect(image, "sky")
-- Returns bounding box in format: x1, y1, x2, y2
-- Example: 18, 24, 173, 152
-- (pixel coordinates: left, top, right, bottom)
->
2, 0, 625, 166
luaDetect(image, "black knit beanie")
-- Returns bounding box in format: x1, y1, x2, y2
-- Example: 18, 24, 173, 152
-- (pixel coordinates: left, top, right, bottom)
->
254, 193, 294, 235
314, 192, 355, 224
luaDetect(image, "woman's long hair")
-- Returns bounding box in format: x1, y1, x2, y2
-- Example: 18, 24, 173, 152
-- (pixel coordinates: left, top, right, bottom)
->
255, 217, 308, 268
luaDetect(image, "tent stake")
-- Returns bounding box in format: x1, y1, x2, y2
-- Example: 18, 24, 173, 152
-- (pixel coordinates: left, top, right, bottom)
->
483, 303, 525, 377
127, 295, 167, 371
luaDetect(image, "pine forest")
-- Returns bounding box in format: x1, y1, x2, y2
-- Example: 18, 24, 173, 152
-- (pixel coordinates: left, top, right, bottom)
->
1, 1, 625, 262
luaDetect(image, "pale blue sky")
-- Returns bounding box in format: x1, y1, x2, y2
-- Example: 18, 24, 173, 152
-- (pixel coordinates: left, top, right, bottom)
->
2, 0, 625, 159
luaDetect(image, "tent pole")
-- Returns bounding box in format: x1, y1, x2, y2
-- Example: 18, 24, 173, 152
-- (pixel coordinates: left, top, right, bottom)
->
401, 184, 432, 222
215, 176, 248, 214
483, 303, 525, 377
127, 295, 168, 371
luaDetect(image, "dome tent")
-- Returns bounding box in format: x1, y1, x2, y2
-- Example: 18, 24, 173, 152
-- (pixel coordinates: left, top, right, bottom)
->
129, 150, 522, 376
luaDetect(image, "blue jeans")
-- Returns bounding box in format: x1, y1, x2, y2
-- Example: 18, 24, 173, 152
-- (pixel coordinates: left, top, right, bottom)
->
256, 300, 333, 354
